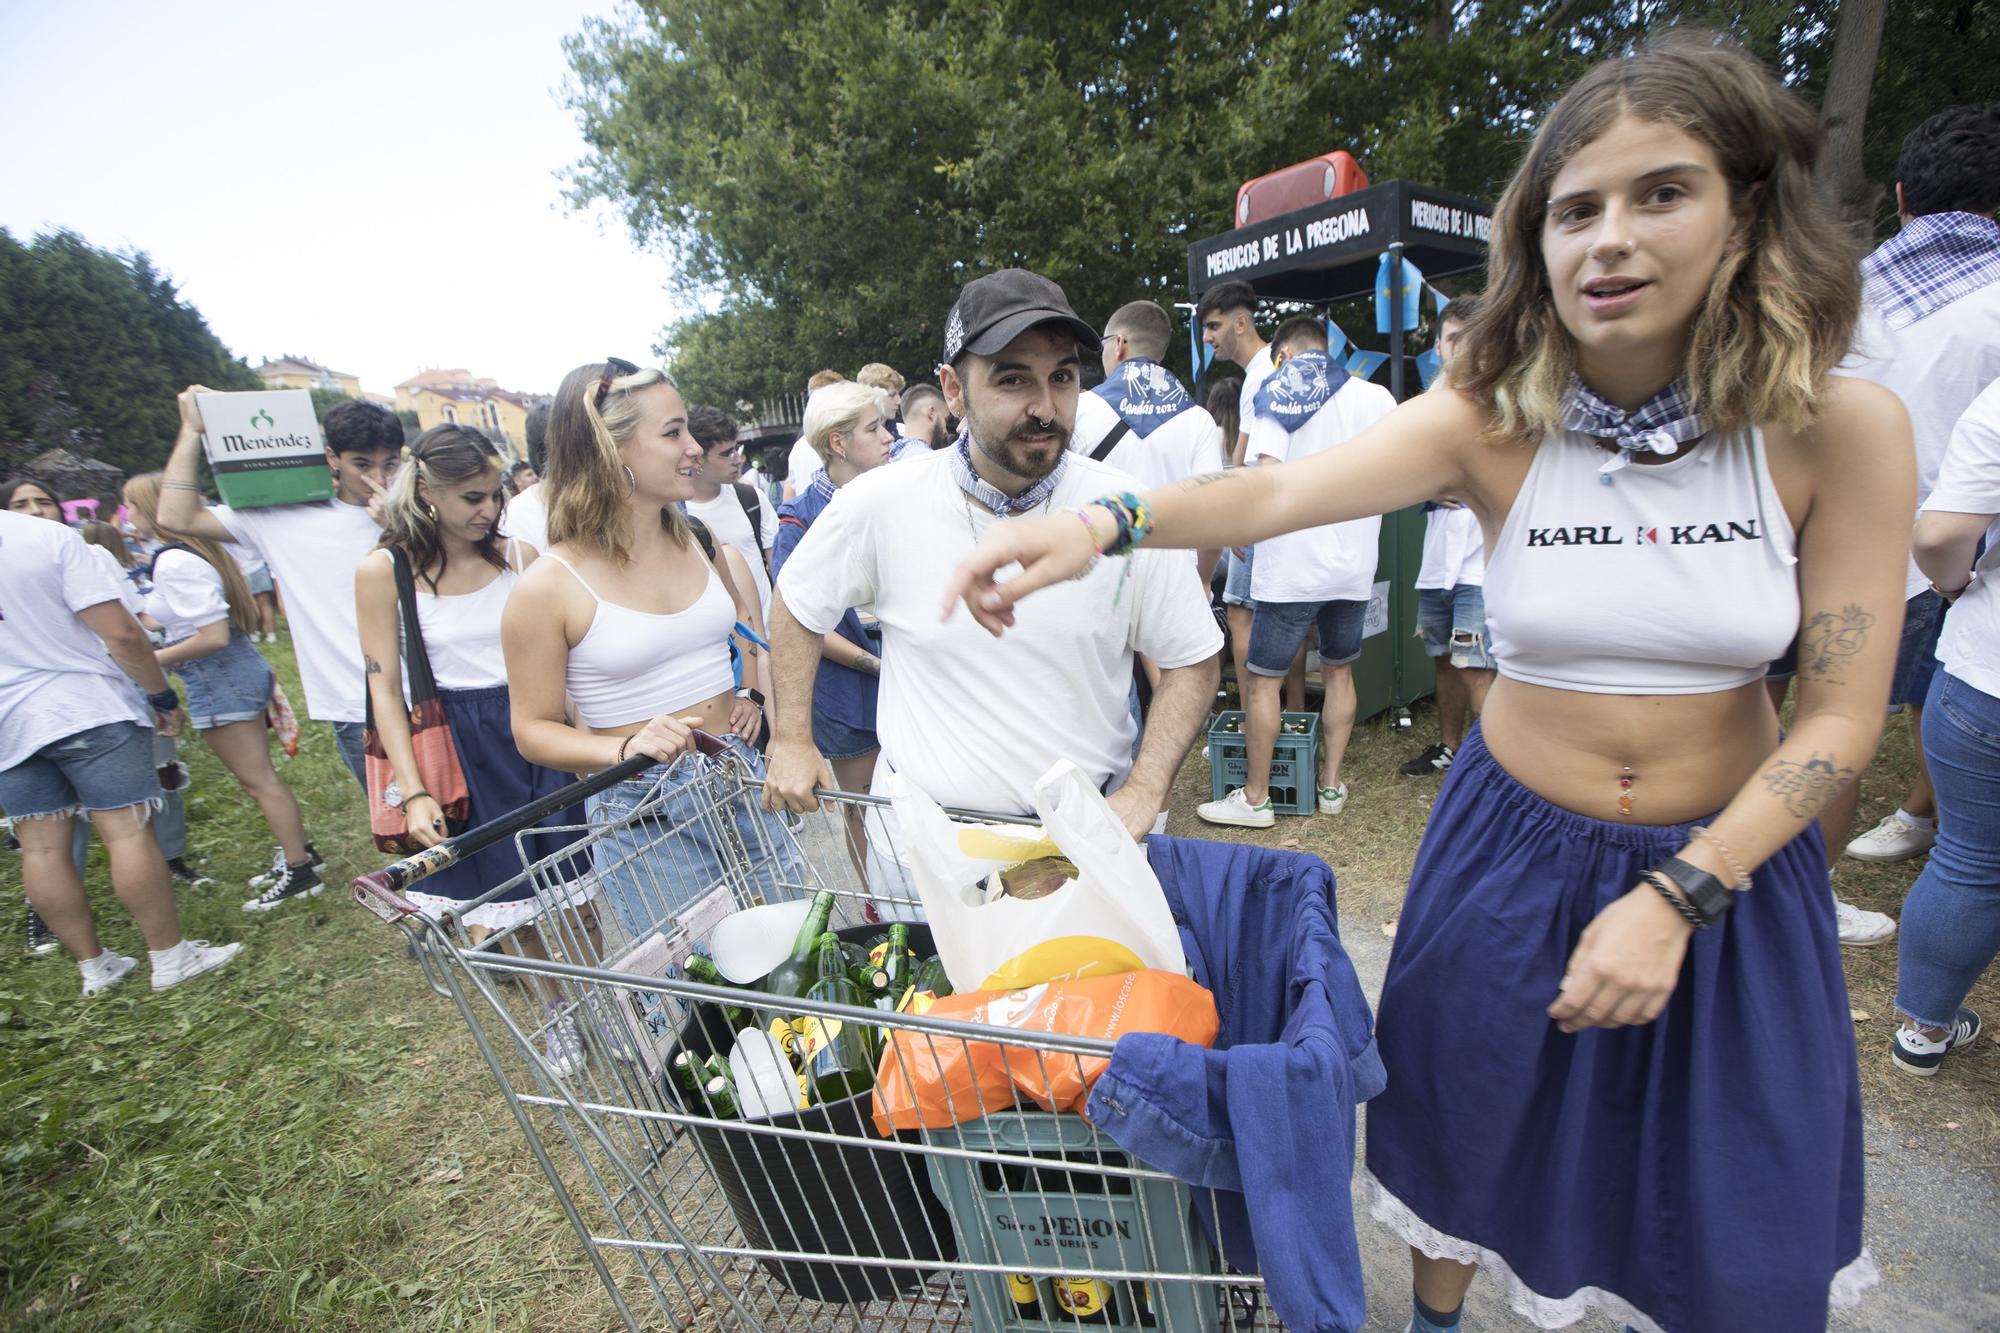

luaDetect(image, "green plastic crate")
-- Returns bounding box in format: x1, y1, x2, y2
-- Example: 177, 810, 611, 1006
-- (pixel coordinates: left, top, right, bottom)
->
923, 1112, 1219, 1332
1206, 710, 1321, 816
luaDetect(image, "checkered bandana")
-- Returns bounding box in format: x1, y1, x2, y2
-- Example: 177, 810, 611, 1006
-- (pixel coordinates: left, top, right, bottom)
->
1560, 375, 1707, 483
948, 434, 1067, 515
1862, 211, 2000, 330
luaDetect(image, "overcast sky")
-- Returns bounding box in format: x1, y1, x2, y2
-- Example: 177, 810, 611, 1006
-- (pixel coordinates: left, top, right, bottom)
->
0, 1, 683, 397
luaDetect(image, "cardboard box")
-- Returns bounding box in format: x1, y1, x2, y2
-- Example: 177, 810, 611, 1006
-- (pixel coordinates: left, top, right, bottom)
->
194, 389, 334, 508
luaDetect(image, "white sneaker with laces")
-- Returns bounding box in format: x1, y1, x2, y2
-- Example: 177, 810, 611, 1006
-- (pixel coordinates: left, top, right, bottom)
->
1845, 813, 1936, 863
151, 939, 243, 990
81, 951, 137, 996
1833, 897, 1896, 946
543, 1008, 585, 1077
1196, 788, 1275, 829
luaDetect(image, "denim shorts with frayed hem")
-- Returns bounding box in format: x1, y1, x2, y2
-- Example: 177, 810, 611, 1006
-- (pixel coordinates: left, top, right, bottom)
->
1247, 598, 1366, 675
0, 721, 161, 825
1416, 585, 1494, 671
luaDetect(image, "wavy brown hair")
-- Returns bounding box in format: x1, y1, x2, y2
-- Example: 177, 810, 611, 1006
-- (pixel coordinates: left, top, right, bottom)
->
122, 473, 261, 638
377, 425, 508, 592
544, 361, 693, 563
1453, 30, 1861, 439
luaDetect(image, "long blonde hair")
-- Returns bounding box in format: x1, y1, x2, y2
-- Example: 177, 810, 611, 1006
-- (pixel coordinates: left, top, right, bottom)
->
1454, 31, 1861, 440
544, 360, 693, 563
123, 473, 260, 637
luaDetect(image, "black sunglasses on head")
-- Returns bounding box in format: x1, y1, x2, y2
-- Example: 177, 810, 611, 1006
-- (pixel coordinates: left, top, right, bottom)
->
597, 356, 640, 408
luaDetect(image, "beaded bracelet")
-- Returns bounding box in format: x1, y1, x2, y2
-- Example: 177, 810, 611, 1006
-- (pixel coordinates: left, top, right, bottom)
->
616, 736, 634, 765
1689, 825, 1752, 892
1642, 870, 1708, 930
1088, 491, 1154, 557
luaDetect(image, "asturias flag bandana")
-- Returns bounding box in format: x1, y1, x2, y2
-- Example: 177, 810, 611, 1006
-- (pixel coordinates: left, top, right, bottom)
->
1252, 349, 1347, 434
1091, 357, 1195, 439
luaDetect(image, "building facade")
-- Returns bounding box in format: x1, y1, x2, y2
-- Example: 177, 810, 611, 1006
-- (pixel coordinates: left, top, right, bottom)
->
393, 369, 548, 458
255, 356, 364, 398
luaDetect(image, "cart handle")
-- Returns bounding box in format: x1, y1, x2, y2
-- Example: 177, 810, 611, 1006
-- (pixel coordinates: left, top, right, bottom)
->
351, 728, 732, 915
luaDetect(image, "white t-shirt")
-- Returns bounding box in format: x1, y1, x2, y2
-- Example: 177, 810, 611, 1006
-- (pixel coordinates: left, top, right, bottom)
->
684, 486, 777, 616
776, 449, 1222, 815
1072, 399, 1225, 491
1236, 346, 1276, 447
785, 436, 821, 496
1416, 505, 1485, 590
86, 544, 145, 614
147, 548, 231, 641
1068, 390, 1123, 460
1245, 379, 1396, 602
1925, 376, 2000, 698
498, 484, 549, 555
224, 541, 267, 578
214, 500, 381, 722
0, 512, 150, 769
1844, 285, 2000, 598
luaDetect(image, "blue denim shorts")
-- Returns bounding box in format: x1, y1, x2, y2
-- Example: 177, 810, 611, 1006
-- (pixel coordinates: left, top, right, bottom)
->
583, 734, 804, 939
173, 631, 275, 729
0, 721, 161, 823
812, 707, 879, 762
1222, 546, 1255, 609
1247, 598, 1366, 675
1416, 585, 1493, 670
245, 564, 274, 596
1889, 590, 1946, 707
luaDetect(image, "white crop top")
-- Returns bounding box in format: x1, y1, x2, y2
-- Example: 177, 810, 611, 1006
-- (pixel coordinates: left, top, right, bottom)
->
413, 566, 515, 692
146, 548, 231, 640
542, 553, 737, 727
1483, 425, 1799, 695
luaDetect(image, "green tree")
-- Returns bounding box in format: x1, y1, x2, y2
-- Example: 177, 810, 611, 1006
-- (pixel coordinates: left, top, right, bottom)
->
0, 229, 261, 480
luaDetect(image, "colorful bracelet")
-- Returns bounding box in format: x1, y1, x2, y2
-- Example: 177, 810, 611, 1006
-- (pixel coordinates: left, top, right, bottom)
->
1089, 491, 1154, 557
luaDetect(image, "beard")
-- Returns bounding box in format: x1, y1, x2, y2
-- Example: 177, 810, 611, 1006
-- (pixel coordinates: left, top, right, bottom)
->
965, 408, 1070, 486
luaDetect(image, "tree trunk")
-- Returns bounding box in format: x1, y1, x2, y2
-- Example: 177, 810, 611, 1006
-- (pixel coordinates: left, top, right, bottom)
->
1816, 0, 1890, 233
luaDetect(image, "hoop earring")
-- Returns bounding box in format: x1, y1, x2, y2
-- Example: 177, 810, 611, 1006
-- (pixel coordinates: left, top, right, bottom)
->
622, 465, 637, 496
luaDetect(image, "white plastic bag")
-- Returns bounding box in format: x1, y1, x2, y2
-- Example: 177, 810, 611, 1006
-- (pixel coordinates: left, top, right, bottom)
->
888, 760, 1187, 993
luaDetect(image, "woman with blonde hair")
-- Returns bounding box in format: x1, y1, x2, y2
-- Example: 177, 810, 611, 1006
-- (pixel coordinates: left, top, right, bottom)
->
504, 359, 785, 938
946, 33, 1893, 1333
122, 473, 317, 911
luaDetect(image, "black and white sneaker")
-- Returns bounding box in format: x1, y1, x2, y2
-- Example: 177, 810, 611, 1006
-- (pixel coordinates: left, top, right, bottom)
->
26, 906, 59, 955
1399, 743, 1454, 777
246, 842, 325, 890
167, 857, 215, 890
1891, 1007, 1982, 1077
242, 860, 323, 913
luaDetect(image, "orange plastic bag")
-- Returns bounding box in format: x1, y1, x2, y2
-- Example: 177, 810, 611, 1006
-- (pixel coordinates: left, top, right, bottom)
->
871, 969, 1217, 1136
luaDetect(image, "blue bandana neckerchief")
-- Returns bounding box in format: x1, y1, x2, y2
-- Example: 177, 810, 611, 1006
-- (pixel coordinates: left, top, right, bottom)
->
949, 435, 1067, 515
1251, 349, 1348, 434
1862, 211, 2000, 331
1091, 357, 1195, 439
1560, 375, 1707, 484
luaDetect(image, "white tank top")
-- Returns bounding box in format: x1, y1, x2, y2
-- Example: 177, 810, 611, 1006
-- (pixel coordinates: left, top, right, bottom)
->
541, 552, 737, 727
412, 565, 516, 691
1483, 425, 1799, 695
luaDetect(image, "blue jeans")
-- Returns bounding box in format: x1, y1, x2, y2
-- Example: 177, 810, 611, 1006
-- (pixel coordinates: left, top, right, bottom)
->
584, 735, 802, 939
1416, 585, 1494, 670
0, 722, 160, 823
1895, 670, 2000, 1029
70, 733, 186, 873
333, 721, 368, 789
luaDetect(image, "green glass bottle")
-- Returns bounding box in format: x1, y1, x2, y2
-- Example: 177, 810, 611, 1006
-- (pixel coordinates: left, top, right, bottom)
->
761, 891, 837, 999
703, 1073, 739, 1118
912, 955, 953, 999
802, 933, 876, 1104
852, 964, 895, 1011
878, 924, 912, 1003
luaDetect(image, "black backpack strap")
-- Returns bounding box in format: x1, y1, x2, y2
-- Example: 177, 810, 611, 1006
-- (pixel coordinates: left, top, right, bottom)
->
731, 482, 767, 563
144, 541, 197, 580
1090, 420, 1132, 463
685, 514, 719, 565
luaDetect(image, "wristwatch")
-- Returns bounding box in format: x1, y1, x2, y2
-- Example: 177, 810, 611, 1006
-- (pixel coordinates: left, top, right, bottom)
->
1656, 857, 1733, 927
738, 687, 767, 707
146, 687, 181, 713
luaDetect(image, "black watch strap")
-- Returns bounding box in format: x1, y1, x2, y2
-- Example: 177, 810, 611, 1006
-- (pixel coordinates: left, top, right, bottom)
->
147, 688, 181, 713
1658, 856, 1733, 926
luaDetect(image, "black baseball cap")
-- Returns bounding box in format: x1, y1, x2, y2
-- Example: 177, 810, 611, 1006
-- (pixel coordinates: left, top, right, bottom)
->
941, 268, 1102, 366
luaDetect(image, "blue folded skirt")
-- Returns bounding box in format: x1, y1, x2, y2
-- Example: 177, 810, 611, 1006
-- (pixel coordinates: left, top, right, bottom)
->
1364, 726, 1876, 1333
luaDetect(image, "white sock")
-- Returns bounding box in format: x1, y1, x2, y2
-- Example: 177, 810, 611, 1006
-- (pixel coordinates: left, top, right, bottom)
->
1896, 808, 1936, 831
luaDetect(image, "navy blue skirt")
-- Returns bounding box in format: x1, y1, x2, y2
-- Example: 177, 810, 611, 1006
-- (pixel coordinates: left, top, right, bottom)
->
402, 685, 591, 930
1364, 726, 1875, 1332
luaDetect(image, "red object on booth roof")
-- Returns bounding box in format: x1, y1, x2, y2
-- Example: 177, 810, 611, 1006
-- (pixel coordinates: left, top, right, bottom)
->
1233, 152, 1370, 228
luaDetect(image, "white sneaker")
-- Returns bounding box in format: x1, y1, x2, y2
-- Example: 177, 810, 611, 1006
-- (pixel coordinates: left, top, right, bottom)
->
151, 939, 243, 990
81, 951, 137, 996
1317, 783, 1349, 814
1197, 787, 1275, 829
1834, 897, 1896, 946
1845, 813, 1936, 863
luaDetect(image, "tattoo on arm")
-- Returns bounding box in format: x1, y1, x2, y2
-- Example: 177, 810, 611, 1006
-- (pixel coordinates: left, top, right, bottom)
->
365, 656, 383, 675
1181, 472, 1232, 491
1798, 604, 1875, 683
1759, 751, 1857, 819
856, 652, 881, 677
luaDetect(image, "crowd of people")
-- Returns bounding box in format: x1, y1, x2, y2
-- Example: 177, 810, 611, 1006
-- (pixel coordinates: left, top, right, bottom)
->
2, 29, 1995, 1333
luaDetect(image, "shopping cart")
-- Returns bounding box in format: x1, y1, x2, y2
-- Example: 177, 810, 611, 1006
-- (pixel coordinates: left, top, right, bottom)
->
352, 732, 1281, 1332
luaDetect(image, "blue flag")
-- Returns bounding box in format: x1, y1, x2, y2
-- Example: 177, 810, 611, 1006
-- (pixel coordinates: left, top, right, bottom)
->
1346, 349, 1388, 382
1375, 254, 1425, 333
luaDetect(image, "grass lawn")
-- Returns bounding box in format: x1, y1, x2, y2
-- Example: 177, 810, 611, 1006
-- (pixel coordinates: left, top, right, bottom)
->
3, 645, 1994, 1330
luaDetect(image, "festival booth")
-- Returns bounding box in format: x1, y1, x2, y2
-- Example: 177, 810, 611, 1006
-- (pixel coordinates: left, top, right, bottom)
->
1185, 176, 1493, 724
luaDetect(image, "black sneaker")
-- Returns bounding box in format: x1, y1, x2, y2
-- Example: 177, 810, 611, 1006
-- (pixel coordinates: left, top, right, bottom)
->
26, 906, 59, 955
242, 860, 323, 914
1891, 1007, 1982, 1077
167, 857, 215, 889
247, 842, 325, 889
1399, 743, 1454, 777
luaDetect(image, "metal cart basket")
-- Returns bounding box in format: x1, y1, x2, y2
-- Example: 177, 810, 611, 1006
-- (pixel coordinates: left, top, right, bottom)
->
352, 737, 1280, 1331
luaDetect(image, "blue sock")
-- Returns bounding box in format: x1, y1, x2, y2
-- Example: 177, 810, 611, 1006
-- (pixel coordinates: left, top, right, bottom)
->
1412, 1292, 1462, 1332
